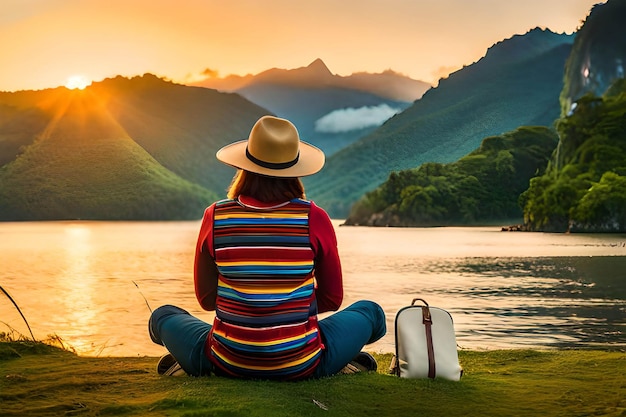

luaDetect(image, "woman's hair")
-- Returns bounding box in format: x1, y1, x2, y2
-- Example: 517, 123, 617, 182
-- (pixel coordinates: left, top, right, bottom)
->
227, 170, 305, 202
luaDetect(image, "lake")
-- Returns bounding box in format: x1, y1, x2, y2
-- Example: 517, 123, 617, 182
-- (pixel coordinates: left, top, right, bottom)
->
0, 221, 625, 357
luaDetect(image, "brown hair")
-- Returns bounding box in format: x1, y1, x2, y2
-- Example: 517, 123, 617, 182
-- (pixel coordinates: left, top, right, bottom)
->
227, 170, 306, 202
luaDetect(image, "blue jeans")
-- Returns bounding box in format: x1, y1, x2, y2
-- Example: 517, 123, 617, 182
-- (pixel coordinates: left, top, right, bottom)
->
149, 300, 386, 378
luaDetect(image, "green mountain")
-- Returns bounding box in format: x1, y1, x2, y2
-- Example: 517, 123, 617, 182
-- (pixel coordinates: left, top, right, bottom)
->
521, 0, 626, 232
0, 75, 270, 220
89, 74, 270, 196
305, 28, 574, 218
345, 126, 558, 226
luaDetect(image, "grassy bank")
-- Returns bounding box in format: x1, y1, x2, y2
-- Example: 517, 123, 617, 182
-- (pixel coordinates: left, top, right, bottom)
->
1, 341, 624, 417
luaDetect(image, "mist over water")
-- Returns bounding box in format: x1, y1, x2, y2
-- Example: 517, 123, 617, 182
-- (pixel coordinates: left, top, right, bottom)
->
1, 221, 624, 357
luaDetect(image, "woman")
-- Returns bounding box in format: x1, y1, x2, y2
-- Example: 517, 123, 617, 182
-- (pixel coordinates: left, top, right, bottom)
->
149, 115, 386, 379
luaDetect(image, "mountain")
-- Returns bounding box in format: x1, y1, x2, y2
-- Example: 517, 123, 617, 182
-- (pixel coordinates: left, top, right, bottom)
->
87, 75, 270, 195
522, 0, 626, 232
345, 126, 559, 226
560, 0, 626, 116
192, 59, 430, 102
191, 59, 431, 155
0, 74, 270, 220
305, 28, 575, 218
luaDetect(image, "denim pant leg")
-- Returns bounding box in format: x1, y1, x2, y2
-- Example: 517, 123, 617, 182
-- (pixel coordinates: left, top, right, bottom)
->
149, 304, 213, 376
314, 300, 386, 378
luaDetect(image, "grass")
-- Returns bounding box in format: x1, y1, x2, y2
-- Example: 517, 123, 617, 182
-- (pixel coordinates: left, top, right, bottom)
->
1, 340, 624, 417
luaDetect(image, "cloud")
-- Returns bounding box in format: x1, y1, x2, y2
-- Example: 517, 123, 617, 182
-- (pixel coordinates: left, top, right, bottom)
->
314, 104, 402, 133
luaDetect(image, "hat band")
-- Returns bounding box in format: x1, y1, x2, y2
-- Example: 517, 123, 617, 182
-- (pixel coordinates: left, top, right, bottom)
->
245, 147, 300, 170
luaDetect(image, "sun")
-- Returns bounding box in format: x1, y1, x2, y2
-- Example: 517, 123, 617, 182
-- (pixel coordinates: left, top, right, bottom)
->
65, 75, 91, 90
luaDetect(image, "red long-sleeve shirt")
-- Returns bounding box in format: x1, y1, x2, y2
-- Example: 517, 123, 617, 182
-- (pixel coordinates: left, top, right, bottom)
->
194, 196, 343, 314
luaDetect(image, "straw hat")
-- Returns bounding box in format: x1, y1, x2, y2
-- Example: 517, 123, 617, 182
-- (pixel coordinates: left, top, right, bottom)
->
216, 116, 325, 177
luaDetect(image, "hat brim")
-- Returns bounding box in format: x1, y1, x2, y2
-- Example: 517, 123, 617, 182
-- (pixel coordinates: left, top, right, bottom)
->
216, 140, 325, 177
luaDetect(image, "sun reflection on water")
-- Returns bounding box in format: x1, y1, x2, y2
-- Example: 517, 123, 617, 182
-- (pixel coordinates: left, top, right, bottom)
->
56, 224, 99, 353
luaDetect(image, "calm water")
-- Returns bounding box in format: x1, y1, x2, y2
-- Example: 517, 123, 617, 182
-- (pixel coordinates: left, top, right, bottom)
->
0, 221, 625, 357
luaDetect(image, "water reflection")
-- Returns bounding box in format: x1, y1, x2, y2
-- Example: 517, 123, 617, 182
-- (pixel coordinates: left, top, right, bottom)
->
1, 222, 624, 356
355, 256, 626, 352
57, 225, 98, 353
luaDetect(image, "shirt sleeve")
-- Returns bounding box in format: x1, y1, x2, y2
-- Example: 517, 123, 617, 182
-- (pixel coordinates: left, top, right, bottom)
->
309, 201, 344, 313
194, 204, 218, 311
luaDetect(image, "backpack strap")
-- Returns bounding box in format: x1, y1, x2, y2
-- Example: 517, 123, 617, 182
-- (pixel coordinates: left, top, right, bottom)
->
421, 305, 436, 379
413, 298, 436, 378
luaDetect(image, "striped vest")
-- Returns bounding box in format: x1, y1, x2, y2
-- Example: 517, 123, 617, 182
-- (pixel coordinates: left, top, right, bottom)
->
207, 198, 322, 380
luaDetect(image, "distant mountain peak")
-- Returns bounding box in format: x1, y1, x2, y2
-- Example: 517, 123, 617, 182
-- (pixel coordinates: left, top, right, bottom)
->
306, 58, 333, 76
190, 59, 430, 102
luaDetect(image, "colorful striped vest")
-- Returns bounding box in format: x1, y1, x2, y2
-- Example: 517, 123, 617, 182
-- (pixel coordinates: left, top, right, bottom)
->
208, 198, 322, 380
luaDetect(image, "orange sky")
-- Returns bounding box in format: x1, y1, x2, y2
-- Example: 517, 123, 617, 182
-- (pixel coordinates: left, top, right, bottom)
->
1, 0, 601, 92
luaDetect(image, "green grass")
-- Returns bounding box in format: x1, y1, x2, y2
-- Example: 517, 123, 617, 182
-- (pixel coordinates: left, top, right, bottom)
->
1, 341, 624, 417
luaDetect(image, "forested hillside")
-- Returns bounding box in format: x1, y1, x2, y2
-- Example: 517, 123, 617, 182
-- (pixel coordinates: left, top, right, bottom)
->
0, 75, 269, 220
345, 126, 558, 226
522, 0, 626, 232
305, 28, 574, 218
522, 82, 626, 232
342, 1, 626, 232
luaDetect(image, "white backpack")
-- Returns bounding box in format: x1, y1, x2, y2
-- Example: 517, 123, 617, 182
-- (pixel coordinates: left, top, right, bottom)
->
389, 298, 463, 381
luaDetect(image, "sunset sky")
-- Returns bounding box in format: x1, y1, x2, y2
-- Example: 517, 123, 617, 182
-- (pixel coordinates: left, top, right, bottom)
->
1, 0, 602, 92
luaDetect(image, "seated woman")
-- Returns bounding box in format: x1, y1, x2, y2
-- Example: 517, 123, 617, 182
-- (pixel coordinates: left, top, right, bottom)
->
149, 115, 386, 379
